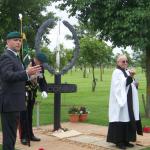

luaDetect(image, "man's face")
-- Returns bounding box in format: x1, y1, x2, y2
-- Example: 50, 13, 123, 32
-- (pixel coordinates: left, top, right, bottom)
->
117, 56, 128, 69
7, 38, 22, 52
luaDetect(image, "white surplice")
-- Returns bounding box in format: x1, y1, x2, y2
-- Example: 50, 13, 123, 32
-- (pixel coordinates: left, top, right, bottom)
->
108, 68, 139, 122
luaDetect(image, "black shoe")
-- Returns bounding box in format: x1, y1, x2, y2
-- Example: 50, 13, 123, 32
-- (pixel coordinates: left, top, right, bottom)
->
21, 139, 28, 145
125, 142, 134, 147
116, 143, 126, 149
30, 136, 41, 141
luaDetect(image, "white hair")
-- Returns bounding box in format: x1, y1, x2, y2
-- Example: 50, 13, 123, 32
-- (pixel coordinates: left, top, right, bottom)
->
117, 54, 127, 62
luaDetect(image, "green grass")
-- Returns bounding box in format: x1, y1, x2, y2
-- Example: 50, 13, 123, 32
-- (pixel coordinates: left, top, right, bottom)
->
31, 67, 149, 127
0, 67, 147, 125
142, 148, 150, 150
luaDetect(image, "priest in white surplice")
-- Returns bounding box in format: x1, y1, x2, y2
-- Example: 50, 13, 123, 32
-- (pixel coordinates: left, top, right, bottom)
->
107, 55, 143, 149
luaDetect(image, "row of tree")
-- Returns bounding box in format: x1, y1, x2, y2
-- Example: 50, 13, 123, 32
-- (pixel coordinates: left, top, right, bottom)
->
51, 0, 150, 117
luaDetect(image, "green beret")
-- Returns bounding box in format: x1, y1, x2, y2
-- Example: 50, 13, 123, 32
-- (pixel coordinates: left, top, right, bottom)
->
6, 31, 22, 39
36, 52, 48, 63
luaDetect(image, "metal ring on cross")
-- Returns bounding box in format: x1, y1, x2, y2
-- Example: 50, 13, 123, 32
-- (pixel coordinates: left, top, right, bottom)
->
34, 19, 80, 75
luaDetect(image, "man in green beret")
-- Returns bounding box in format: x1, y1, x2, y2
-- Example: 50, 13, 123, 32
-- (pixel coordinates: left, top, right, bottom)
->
0, 31, 42, 150
6, 31, 22, 39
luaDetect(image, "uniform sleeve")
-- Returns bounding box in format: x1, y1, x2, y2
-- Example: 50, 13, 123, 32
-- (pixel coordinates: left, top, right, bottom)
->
0, 55, 28, 82
38, 68, 47, 92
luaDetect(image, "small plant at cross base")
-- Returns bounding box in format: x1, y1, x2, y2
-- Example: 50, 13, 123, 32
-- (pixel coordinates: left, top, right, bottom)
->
68, 106, 79, 114
79, 106, 89, 122
68, 106, 80, 122
79, 106, 88, 114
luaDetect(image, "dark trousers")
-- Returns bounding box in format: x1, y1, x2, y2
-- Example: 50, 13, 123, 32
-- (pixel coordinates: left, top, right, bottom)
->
20, 98, 35, 139
1, 112, 20, 150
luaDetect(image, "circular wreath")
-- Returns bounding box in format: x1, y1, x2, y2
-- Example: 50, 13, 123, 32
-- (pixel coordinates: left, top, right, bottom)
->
34, 19, 80, 75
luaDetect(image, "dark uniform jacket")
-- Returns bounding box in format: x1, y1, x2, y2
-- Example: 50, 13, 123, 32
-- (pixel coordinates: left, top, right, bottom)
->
0, 50, 28, 112
25, 59, 47, 100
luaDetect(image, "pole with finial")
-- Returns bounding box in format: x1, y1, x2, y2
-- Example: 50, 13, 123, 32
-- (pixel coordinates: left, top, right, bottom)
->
18, 13, 23, 61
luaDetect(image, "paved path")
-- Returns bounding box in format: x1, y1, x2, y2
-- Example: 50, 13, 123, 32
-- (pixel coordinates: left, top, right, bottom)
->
0, 122, 150, 150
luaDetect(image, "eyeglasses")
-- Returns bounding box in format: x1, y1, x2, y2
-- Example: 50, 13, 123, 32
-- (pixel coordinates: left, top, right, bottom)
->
122, 60, 128, 64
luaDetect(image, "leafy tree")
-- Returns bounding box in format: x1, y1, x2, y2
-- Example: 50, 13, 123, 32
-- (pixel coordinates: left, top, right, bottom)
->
132, 50, 146, 71
0, 0, 55, 54
53, 0, 150, 117
77, 55, 89, 78
80, 37, 112, 91
65, 22, 95, 77
97, 42, 113, 81
80, 37, 98, 91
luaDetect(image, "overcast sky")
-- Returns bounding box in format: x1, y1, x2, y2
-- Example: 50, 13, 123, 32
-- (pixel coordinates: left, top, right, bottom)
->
46, 2, 78, 51
46, 2, 133, 55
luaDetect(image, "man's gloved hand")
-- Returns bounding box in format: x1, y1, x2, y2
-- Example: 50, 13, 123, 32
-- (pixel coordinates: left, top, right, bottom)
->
41, 91, 48, 99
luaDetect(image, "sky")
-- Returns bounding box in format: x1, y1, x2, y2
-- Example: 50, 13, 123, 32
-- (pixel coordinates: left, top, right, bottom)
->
46, 2, 78, 51
46, 2, 133, 55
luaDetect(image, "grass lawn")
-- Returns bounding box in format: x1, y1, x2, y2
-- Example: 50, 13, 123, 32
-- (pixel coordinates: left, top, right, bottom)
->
31, 67, 148, 127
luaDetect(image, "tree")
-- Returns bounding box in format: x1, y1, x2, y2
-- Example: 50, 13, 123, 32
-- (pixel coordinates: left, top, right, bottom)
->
97, 42, 113, 81
80, 37, 99, 92
80, 37, 112, 91
132, 50, 146, 71
0, 0, 55, 53
53, 0, 150, 117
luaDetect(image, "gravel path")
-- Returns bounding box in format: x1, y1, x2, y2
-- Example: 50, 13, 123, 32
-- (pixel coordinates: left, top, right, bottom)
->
0, 122, 149, 150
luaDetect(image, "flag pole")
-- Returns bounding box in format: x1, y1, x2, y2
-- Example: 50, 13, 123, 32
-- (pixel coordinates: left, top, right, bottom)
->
19, 13, 23, 61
